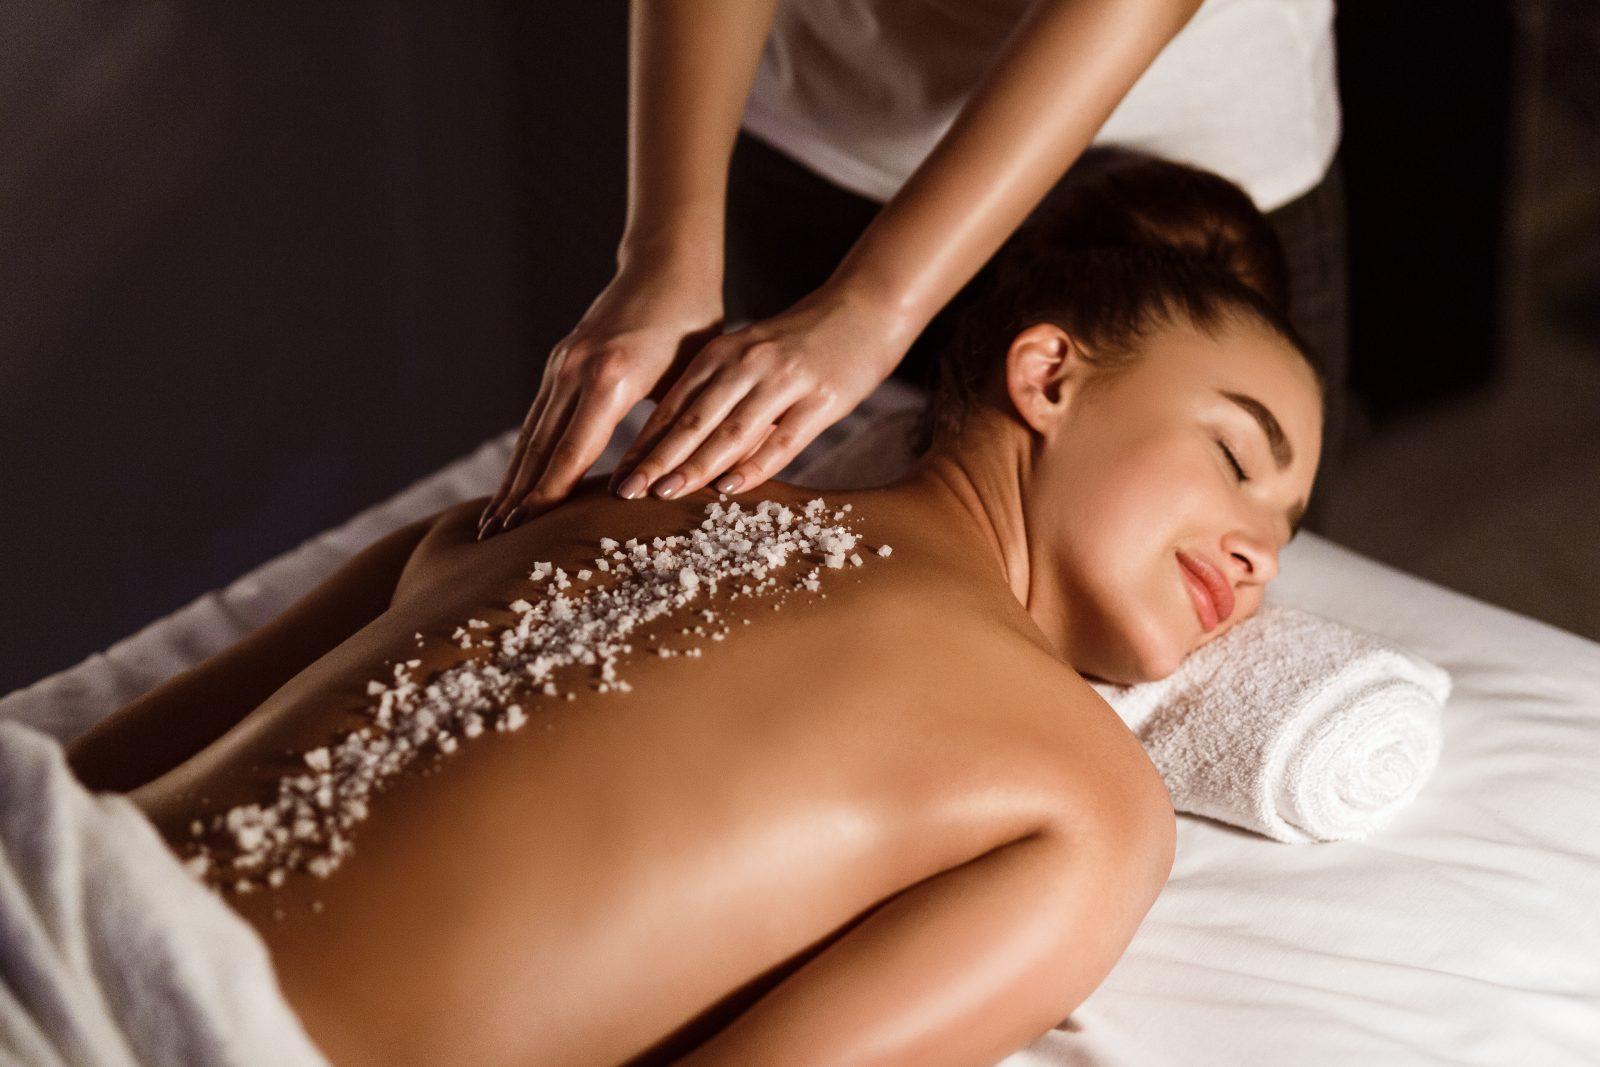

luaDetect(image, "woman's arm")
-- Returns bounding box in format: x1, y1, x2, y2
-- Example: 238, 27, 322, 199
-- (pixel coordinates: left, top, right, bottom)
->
65, 514, 437, 793
678, 817, 1174, 1067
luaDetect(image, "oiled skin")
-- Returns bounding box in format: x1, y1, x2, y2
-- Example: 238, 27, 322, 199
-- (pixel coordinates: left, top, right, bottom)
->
118, 476, 1169, 1065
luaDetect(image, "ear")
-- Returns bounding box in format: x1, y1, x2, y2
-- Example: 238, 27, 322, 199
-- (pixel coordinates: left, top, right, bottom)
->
1001, 322, 1093, 436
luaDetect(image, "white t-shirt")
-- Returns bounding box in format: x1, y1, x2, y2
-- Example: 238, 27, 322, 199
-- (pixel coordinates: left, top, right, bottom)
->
739, 0, 1341, 213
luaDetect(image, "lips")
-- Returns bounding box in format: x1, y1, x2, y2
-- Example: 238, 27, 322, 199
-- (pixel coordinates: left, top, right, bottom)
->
1176, 550, 1235, 632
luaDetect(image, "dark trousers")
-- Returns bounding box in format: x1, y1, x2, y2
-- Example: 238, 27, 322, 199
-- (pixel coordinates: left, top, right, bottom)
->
725, 130, 1350, 533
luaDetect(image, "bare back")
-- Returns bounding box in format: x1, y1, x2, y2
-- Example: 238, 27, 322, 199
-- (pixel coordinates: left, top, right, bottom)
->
127, 479, 1164, 1065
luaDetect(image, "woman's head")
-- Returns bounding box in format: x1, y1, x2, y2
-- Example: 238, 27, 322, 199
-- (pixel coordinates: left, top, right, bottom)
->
916, 147, 1326, 683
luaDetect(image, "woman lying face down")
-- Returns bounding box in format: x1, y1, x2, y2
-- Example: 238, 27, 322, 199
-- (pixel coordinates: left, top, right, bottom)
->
908, 143, 1324, 686
65, 150, 1322, 1067
914, 307, 1321, 687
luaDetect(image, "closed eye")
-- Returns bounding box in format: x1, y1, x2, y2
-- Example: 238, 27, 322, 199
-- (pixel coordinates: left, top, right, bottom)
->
1216, 438, 1248, 482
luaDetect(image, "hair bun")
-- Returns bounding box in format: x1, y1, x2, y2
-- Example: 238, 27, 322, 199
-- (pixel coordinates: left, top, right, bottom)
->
912, 145, 1318, 457
1022, 145, 1292, 315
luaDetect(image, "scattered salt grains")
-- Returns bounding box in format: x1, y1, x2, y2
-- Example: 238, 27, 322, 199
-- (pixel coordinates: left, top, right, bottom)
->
182, 497, 879, 895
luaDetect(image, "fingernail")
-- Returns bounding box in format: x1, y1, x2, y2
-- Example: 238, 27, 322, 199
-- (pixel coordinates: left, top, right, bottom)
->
503, 506, 523, 528
714, 474, 743, 494
653, 472, 686, 499
615, 472, 646, 499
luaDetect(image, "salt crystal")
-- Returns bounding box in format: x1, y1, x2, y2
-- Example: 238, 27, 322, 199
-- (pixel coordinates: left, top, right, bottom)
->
184, 494, 877, 894
877, 544, 892, 557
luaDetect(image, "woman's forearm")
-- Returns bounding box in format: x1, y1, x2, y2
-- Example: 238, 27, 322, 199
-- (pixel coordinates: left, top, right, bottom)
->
825, 0, 1204, 340
619, 0, 780, 277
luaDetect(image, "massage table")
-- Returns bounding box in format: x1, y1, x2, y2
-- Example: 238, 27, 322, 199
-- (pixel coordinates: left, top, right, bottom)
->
3, 379, 1596, 1065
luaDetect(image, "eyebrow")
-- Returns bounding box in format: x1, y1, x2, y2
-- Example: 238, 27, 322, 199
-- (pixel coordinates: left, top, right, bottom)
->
1216, 389, 1308, 541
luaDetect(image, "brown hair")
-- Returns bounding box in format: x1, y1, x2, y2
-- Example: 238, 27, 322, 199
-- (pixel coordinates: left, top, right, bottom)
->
912, 145, 1326, 454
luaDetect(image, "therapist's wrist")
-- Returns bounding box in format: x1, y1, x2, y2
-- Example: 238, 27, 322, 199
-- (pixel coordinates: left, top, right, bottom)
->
816, 269, 932, 361
615, 239, 723, 299
616, 212, 724, 282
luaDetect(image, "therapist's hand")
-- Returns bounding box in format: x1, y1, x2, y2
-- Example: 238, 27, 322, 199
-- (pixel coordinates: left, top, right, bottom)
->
606, 281, 920, 502
478, 262, 723, 538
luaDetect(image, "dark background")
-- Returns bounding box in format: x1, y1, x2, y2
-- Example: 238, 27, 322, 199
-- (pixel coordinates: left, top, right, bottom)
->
3, 2, 1595, 695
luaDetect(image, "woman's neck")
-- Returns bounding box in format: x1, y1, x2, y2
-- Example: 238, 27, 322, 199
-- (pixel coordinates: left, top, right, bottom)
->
871, 409, 1040, 627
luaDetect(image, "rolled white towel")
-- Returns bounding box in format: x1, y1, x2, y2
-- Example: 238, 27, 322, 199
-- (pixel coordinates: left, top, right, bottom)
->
1088, 602, 1450, 844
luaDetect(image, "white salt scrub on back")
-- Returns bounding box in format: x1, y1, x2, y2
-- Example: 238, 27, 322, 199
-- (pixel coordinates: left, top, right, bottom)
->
182, 497, 891, 898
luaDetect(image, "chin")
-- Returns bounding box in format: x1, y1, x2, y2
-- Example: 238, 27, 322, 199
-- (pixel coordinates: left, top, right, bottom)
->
1082, 612, 1188, 687
1066, 560, 1193, 685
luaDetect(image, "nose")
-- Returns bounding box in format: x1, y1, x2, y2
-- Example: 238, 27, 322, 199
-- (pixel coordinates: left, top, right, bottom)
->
1222, 520, 1280, 585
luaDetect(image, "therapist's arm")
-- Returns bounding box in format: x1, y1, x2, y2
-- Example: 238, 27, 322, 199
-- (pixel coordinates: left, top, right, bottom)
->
829, 0, 1205, 329
618, 0, 781, 272
611, 0, 1206, 500
478, 0, 779, 534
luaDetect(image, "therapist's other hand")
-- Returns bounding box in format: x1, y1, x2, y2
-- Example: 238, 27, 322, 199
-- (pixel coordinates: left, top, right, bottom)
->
478, 265, 723, 538
607, 283, 918, 502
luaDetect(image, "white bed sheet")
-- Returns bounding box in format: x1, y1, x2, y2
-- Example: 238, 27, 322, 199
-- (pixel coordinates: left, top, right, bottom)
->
4, 380, 1598, 1065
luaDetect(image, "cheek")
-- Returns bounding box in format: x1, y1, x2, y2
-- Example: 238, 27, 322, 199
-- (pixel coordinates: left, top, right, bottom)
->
1038, 437, 1208, 680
